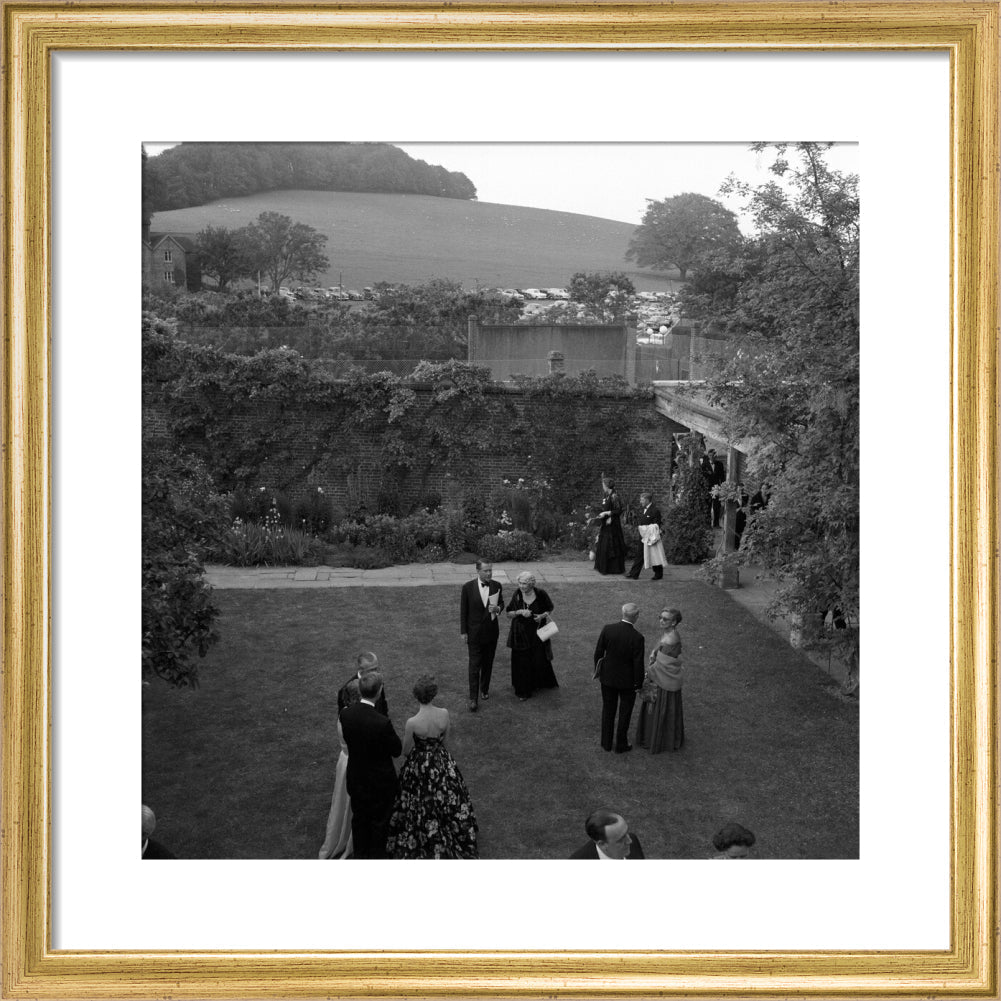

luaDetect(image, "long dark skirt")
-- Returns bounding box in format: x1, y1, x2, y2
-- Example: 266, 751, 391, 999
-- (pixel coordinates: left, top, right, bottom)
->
512, 643, 559, 699
594, 518, 626, 574
635, 688, 684, 753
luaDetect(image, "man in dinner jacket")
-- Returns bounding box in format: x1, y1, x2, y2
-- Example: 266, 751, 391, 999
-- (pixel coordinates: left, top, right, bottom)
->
569, 809, 645, 859
626, 490, 664, 580
337, 650, 388, 716
459, 559, 505, 712
339, 670, 402, 859
593, 603, 645, 753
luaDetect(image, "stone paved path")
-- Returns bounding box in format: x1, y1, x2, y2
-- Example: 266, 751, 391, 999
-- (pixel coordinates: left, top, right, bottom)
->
204, 559, 703, 590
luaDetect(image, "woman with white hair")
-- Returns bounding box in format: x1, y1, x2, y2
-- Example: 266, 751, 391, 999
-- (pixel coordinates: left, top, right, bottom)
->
505, 571, 559, 700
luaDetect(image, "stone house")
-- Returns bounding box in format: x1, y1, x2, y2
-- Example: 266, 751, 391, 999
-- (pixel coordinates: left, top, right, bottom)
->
143, 227, 201, 291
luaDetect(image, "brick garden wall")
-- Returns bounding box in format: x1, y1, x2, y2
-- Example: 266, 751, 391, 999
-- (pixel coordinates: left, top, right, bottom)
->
145, 381, 686, 517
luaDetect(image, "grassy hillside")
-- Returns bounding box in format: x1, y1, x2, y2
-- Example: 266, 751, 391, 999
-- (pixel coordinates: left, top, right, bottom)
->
150, 190, 679, 292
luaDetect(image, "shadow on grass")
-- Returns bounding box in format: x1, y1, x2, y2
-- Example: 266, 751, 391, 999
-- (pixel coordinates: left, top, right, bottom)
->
142, 580, 858, 859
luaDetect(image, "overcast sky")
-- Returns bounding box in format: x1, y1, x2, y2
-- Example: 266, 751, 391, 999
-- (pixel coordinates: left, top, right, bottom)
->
144, 141, 858, 229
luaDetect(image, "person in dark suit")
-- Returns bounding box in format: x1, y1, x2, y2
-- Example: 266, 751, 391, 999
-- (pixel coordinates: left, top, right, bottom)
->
626, 491, 664, 580
141, 804, 175, 859
707, 449, 727, 527
338, 650, 388, 716
569, 809, 645, 859
339, 671, 402, 859
593, 604, 645, 753
459, 559, 504, 712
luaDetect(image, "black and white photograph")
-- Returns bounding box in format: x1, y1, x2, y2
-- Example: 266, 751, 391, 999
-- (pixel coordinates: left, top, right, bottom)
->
140, 140, 860, 861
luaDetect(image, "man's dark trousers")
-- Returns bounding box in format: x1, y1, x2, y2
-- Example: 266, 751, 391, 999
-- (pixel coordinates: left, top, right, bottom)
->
594, 619, 645, 752
467, 637, 497, 701
601, 684, 637, 751
350, 793, 395, 860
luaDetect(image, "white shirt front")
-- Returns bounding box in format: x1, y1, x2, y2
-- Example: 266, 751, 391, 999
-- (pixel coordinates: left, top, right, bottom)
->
595, 843, 624, 860
478, 579, 491, 606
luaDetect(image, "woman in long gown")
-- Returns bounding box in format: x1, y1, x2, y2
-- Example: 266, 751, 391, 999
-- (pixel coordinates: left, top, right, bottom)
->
593, 477, 626, 575
505, 571, 559, 700
635, 608, 685, 753
385, 675, 478, 859
318, 677, 359, 859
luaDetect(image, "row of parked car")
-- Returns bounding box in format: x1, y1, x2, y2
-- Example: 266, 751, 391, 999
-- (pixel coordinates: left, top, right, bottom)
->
277, 285, 376, 302
273, 284, 680, 308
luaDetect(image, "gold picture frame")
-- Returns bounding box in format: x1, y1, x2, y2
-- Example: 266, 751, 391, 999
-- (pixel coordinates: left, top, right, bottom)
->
2, 2, 997, 996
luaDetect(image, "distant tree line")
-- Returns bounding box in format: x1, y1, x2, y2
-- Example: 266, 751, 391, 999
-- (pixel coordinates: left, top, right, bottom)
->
144, 142, 478, 212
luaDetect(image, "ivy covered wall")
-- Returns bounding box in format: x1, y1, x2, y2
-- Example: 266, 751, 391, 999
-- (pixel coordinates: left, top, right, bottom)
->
143, 318, 683, 517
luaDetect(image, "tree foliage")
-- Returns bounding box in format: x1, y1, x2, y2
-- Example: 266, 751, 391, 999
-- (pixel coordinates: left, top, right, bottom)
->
626, 192, 741, 280
662, 434, 713, 564
142, 359, 228, 687
144, 142, 477, 212
698, 143, 859, 682
566, 271, 637, 321
242, 212, 329, 293
195, 225, 254, 292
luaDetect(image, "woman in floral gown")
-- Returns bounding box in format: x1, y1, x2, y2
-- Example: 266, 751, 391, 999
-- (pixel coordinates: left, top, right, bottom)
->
386, 675, 478, 859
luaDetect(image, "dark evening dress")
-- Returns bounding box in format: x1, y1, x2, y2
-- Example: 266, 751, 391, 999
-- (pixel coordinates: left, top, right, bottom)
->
635, 635, 684, 753
593, 491, 626, 574
506, 588, 559, 699
385, 735, 479, 859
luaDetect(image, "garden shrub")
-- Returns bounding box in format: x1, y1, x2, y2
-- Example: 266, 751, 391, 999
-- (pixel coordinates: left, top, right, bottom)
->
475, 530, 541, 563
343, 544, 394, 569
418, 543, 446, 563
531, 509, 560, 544
294, 488, 333, 535
444, 509, 467, 559
142, 448, 225, 688
662, 452, 713, 564
213, 521, 323, 567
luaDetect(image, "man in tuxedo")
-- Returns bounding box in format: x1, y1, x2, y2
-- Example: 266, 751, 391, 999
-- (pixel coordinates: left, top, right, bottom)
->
569, 809, 645, 859
626, 490, 664, 580
707, 449, 727, 527
593, 603, 645, 753
338, 650, 388, 716
339, 671, 402, 859
459, 559, 504, 712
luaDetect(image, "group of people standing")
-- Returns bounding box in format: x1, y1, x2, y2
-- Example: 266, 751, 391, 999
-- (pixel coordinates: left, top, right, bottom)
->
319, 655, 479, 860
592, 478, 666, 580
593, 603, 685, 755
461, 562, 558, 708
317, 498, 693, 859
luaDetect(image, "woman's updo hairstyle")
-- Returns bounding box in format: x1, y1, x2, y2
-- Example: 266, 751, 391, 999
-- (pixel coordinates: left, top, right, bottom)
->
412, 674, 438, 704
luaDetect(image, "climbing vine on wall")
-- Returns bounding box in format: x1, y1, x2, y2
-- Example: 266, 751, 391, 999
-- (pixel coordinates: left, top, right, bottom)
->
143, 315, 661, 514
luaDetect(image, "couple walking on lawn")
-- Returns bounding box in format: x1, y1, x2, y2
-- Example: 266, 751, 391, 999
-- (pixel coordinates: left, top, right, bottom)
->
319, 656, 478, 860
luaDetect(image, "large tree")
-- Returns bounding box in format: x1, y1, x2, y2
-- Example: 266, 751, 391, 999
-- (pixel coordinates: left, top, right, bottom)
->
242, 211, 329, 292
567, 271, 636, 320
626, 192, 741, 280
194, 225, 254, 292
698, 143, 859, 688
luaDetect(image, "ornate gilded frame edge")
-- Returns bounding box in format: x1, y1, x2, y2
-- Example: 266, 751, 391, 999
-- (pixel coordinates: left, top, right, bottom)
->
2, 2, 997, 997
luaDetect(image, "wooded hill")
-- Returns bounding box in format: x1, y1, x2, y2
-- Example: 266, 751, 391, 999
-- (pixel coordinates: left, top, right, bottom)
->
144, 142, 477, 212
149, 189, 679, 292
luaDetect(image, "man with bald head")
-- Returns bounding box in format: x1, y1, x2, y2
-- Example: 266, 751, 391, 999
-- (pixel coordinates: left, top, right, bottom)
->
570, 809, 645, 859
593, 603, 645, 753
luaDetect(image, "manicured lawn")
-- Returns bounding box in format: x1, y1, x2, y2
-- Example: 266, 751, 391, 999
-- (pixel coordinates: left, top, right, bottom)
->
142, 580, 858, 860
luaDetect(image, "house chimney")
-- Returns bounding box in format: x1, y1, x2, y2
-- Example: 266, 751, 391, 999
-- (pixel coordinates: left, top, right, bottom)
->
547, 350, 565, 375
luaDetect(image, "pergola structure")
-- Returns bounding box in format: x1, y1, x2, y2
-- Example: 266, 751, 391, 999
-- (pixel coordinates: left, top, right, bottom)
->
652, 380, 749, 582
